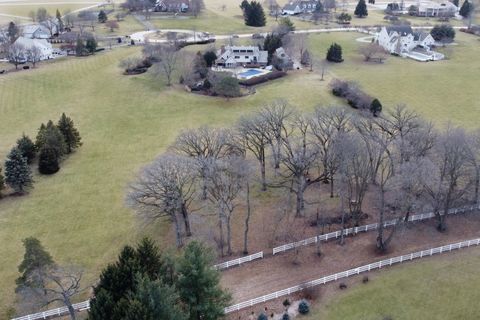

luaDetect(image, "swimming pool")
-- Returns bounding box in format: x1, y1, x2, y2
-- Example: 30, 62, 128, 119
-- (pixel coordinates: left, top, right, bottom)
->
238, 69, 263, 77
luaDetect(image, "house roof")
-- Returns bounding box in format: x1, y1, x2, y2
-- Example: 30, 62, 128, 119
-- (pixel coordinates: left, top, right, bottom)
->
283, 2, 300, 11
386, 25, 413, 36
14, 36, 52, 51
414, 31, 429, 41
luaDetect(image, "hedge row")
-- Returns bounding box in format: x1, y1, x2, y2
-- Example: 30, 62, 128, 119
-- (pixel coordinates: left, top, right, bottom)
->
238, 70, 287, 86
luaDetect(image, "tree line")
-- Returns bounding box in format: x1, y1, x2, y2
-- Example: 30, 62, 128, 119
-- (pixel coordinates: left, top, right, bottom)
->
127, 101, 480, 257
13, 237, 229, 320
0, 113, 81, 197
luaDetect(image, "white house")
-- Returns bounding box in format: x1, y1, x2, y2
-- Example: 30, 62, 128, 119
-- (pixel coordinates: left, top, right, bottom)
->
155, 0, 189, 12
14, 37, 54, 61
22, 25, 50, 39
282, 0, 319, 15
417, 0, 457, 17
215, 46, 268, 68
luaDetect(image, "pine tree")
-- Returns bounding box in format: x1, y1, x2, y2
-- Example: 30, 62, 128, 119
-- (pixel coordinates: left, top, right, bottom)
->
16, 134, 36, 164
177, 241, 231, 320
38, 146, 60, 174
57, 113, 82, 154
4, 147, 33, 194
7, 21, 19, 43
86, 37, 98, 54
459, 0, 473, 18
98, 10, 107, 23
370, 98, 382, 116
0, 167, 5, 197
354, 0, 368, 17
36, 120, 67, 159
203, 51, 217, 67
16, 237, 54, 291
56, 9, 64, 32
326, 43, 344, 62
76, 38, 85, 56
453, 0, 459, 6
244, 1, 266, 27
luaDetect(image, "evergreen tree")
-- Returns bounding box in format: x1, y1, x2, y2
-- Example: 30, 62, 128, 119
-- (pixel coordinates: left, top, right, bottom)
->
278, 17, 295, 33
244, 1, 266, 27
57, 113, 82, 154
430, 24, 456, 42
7, 21, 19, 43
36, 120, 67, 159
354, 0, 368, 17
38, 146, 60, 174
86, 37, 98, 54
4, 147, 33, 194
98, 10, 107, 23
370, 98, 382, 116
326, 43, 344, 62
177, 241, 231, 320
16, 134, 36, 164
203, 50, 217, 67
263, 33, 283, 59
56, 9, 64, 32
212, 75, 241, 98
0, 167, 5, 197
193, 51, 209, 78
452, 0, 459, 7
15, 237, 54, 291
240, 0, 250, 13
459, 0, 473, 18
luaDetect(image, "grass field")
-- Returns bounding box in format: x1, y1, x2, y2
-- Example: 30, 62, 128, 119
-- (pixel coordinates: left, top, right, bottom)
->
306, 246, 480, 320
0, 16, 479, 319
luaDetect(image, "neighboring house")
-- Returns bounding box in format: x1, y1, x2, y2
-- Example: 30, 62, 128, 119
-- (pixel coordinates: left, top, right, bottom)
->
273, 47, 293, 70
22, 25, 50, 39
417, 0, 457, 17
215, 46, 268, 68
155, 0, 189, 12
14, 36, 54, 61
375, 26, 442, 61
282, 0, 319, 15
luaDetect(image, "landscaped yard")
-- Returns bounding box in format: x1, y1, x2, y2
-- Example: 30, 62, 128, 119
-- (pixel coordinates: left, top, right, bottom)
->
305, 246, 480, 320
0, 17, 479, 320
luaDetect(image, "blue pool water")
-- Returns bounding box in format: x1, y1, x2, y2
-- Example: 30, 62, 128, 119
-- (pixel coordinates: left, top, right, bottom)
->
238, 69, 263, 78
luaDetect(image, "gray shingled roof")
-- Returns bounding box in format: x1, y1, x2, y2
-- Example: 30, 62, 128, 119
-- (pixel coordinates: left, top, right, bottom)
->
386, 25, 413, 36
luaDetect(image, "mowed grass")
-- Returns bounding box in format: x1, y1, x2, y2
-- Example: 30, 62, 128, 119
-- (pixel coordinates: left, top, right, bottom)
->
305, 246, 480, 320
0, 3, 98, 20
0, 30, 479, 318
0, 46, 336, 317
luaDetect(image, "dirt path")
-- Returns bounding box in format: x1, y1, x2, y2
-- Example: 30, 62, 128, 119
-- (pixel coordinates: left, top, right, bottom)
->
221, 211, 480, 303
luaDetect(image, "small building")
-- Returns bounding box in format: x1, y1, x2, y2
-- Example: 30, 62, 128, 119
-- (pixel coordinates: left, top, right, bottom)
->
22, 25, 51, 39
155, 0, 189, 12
215, 46, 268, 68
417, 0, 457, 17
273, 47, 294, 70
14, 37, 54, 60
282, 0, 320, 15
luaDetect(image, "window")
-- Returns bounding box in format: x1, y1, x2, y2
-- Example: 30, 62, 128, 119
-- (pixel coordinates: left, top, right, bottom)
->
235, 56, 240, 59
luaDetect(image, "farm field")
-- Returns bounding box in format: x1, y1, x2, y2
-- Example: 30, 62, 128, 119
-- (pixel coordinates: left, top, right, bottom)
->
306, 246, 480, 320
0, 0, 480, 316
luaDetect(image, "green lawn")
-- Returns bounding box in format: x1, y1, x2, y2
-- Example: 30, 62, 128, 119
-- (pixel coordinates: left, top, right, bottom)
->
306, 247, 480, 320
0, 30, 479, 318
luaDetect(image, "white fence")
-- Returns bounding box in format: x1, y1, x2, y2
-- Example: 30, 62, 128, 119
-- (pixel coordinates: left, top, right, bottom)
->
213, 251, 264, 270
225, 237, 480, 313
272, 204, 480, 255
12, 300, 90, 320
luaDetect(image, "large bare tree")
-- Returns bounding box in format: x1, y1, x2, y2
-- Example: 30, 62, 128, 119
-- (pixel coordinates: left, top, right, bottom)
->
127, 154, 197, 247
151, 44, 179, 86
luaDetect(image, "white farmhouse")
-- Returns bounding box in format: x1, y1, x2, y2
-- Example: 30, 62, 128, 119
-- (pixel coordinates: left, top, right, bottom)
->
215, 46, 268, 68
282, 0, 320, 15
417, 0, 457, 17
375, 26, 443, 61
14, 37, 54, 61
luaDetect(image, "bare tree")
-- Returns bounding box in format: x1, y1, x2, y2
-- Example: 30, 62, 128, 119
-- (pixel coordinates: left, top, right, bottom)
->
17, 265, 83, 320
237, 114, 269, 191
8, 42, 25, 69
173, 126, 242, 200
190, 0, 205, 17
206, 157, 247, 256
26, 45, 42, 68
358, 43, 387, 62
258, 100, 295, 171
151, 44, 179, 86
466, 131, 480, 205
127, 154, 197, 247
309, 106, 351, 198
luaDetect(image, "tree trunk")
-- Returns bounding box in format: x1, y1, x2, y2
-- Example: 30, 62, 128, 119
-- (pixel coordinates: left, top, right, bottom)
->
181, 203, 192, 236
218, 208, 225, 256
226, 215, 232, 256
260, 154, 267, 191
376, 186, 386, 252
316, 211, 322, 256
65, 298, 76, 320
330, 173, 334, 198
295, 177, 305, 217
243, 181, 251, 254
339, 193, 346, 246
172, 212, 183, 247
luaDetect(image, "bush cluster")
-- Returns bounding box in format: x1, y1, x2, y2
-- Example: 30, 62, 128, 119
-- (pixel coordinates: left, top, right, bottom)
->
298, 299, 310, 314
238, 70, 287, 86
330, 79, 382, 116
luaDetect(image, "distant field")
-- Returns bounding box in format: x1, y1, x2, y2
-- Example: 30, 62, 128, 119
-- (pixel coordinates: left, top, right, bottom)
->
0, 1, 102, 20
306, 246, 480, 320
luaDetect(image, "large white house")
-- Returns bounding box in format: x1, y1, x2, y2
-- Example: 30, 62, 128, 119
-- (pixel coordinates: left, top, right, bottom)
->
14, 37, 54, 61
375, 26, 443, 61
282, 0, 320, 15
215, 46, 268, 68
417, 0, 458, 17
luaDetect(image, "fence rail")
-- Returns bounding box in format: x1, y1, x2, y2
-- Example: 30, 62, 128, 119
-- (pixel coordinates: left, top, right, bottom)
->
272, 204, 480, 255
12, 300, 90, 320
213, 251, 264, 270
225, 237, 480, 313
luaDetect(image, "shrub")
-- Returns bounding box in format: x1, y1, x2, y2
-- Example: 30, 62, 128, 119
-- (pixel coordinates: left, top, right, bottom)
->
282, 313, 290, 320
282, 298, 291, 307
326, 43, 343, 63
363, 275, 369, 283
257, 313, 268, 320
238, 70, 287, 86
370, 98, 382, 116
38, 146, 60, 175
430, 24, 456, 42
298, 300, 310, 314
339, 282, 347, 289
